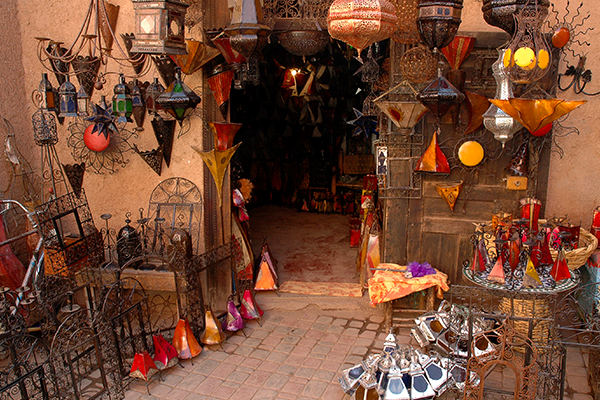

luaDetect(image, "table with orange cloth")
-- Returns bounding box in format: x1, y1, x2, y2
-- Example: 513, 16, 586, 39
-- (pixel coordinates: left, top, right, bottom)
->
368, 263, 450, 306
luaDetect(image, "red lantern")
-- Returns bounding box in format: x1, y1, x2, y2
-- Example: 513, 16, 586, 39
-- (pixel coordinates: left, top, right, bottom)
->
328, 0, 398, 56
83, 124, 111, 152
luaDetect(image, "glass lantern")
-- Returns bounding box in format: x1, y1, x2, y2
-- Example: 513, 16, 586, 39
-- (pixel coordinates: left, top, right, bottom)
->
130, 0, 189, 55
112, 74, 133, 123
77, 86, 89, 117
58, 75, 78, 118
146, 77, 165, 115
39, 73, 57, 112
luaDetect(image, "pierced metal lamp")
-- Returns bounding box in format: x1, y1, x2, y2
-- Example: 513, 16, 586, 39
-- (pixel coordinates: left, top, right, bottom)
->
130, 0, 189, 55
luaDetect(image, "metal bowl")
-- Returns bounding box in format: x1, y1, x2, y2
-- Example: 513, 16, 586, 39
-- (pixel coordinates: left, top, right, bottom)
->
278, 30, 330, 57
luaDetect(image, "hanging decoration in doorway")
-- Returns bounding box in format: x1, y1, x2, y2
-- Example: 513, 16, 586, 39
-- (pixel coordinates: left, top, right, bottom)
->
415, 133, 450, 174
347, 108, 379, 139
207, 70, 235, 120
489, 98, 586, 134
170, 39, 220, 75
192, 143, 242, 207
327, 0, 398, 58
436, 181, 463, 212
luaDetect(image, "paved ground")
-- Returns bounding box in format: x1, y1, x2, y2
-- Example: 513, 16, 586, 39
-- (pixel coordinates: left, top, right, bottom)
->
123, 292, 595, 400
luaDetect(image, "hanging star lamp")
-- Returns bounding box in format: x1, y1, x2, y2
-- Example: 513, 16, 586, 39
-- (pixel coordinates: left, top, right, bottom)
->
417, 0, 464, 51
327, 0, 398, 58
415, 132, 450, 173
172, 318, 202, 359
483, 49, 523, 147
224, 0, 271, 60
436, 181, 462, 212
374, 81, 427, 133
348, 108, 378, 139
130, 351, 159, 381
156, 67, 201, 126
207, 70, 235, 120
171, 39, 220, 75
200, 305, 227, 346
84, 96, 116, 152
152, 334, 179, 370
192, 143, 241, 207
210, 122, 243, 151
489, 98, 586, 135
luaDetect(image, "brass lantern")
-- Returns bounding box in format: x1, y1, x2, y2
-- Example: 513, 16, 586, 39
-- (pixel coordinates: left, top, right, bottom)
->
417, 0, 463, 51
327, 0, 398, 56
224, 0, 272, 60
130, 0, 189, 55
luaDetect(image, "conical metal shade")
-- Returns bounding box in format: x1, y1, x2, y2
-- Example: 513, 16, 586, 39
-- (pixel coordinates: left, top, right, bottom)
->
209, 122, 242, 151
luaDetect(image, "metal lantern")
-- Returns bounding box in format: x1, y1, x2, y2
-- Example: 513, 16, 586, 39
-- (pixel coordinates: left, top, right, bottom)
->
503, 7, 552, 85
278, 30, 330, 58
77, 86, 89, 117
58, 75, 78, 118
130, 0, 189, 55
131, 78, 147, 131
155, 67, 201, 125
39, 73, 57, 112
417, 0, 464, 51
112, 74, 133, 123
390, 0, 420, 44
417, 67, 465, 122
224, 0, 272, 60
482, 0, 550, 36
146, 77, 165, 114
327, 0, 398, 56
483, 49, 522, 147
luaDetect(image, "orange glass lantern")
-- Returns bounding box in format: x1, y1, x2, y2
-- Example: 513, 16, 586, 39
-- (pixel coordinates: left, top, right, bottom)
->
327, 0, 398, 57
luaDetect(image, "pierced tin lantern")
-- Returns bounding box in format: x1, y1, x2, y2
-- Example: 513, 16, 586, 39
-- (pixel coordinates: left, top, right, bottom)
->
131, 79, 147, 131
155, 67, 201, 125
327, 0, 398, 57
278, 30, 330, 58
417, 67, 465, 122
224, 0, 271, 60
417, 0, 464, 51
130, 0, 189, 55
58, 75, 78, 118
390, 0, 420, 44
146, 77, 165, 115
483, 49, 522, 147
482, 0, 550, 36
503, 7, 552, 85
112, 74, 133, 123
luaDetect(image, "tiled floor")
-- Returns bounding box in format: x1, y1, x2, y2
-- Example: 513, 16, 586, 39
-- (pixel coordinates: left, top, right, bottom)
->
124, 297, 595, 400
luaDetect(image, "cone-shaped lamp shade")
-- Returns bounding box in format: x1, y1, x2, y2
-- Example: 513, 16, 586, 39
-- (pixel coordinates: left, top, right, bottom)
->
151, 116, 176, 168
254, 249, 278, 291
240, 288, 264, 320
212, 35, 246, 65
375, 100, 427, 130
487, 257, 505, 284
223, 298, 245, 332
550, 248, 571, 282
200, 306, 227, 345
415, 133, 450, 173
210, 122, 242, 151
130, 351, 159, 381
153, 334, 179, 370
208, 70, 235, 119
171, 40, 220, 75
464, 91, 490, 135
471, 241, 486, 272
441, 35, 476, 70
489, 98, 586, 134
418, 75, 465, 121
436, 181, 462, 212
524, 256, 542, 287
173, 319, 202, 359
192, 143, 241, 207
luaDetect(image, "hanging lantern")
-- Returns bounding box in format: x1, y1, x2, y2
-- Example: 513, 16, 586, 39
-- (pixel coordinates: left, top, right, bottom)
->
327, 0, 398, 57
207, 70, 235, 119
32, 110, 58, 146
415, 133, 450, 173
482, 0, 550, 36
156, 67, 201, 125
112, 74, 133, 123
46, 41, 69, 86
417, 67, 465, 123
130, 0, 189, 55
483, 49, 522, 147
58, 75, 78, 118
212, 34, 246, 65
192, 143, 241, 207
146, 77, 165, 115
171, 39, 220, 75
441, 35, 476, 91
172, 318, 202, 359
200, 306, 226, 345
77, 86, 89, 117
278, 30, 330, 58
210, 122, 243, 151
390, 0, 420, 44
417, 0, 464, 51
131, 79, 147, 131
39, 73, 57, 112
224, 0, 272, 60
503, 7, 552, 85
116, 215, 143, 269
72, 55, 101, 98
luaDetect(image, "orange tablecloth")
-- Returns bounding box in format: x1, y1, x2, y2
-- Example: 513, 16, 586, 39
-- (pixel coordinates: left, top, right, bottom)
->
368, 263, 450, 306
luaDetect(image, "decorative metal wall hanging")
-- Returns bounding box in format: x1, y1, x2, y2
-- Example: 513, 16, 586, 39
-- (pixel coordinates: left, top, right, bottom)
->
327, 0, 397, 58
62, 162, 86, 197
417, 0, 464, 51
130, 0, 189, 55
398, 45, 438, 84
415, 132, 450, 174
482, 0, 550, 36
121, 33, 146, 75
152, 55, 179, 87
151, 116, 176, 167
72, 54, 101, 98
134, 144, 164, 176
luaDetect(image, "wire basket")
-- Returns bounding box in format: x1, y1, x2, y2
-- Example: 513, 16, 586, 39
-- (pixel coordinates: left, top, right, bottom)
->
549, 228, 598, 270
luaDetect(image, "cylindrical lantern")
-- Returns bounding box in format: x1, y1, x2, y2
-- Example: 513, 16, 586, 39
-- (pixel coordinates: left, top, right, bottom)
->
58, 75, 78, 118
39, 73, 57, 112
483, 49, 522, 147
131, 78, 146, 131
417, 0, 464, 51
77, 86, 89, 117
130, 0, 189, 55
112, 74, 133, 123
327, 0, 398, 56
146, 77, 165, 115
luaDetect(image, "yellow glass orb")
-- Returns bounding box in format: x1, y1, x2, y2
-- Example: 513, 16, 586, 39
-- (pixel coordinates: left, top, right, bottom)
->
514, 47, 536, 70
538, 49, 550, 69
458, 141, 484, 167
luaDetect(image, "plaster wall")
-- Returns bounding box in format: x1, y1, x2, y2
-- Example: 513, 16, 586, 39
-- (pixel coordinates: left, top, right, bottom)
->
1, 0, 599, 245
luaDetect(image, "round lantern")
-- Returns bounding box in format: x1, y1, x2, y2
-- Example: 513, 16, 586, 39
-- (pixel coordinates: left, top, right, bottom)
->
327, 0, 398, 56
458, 141, 484, 167
417, 0, 464, 51
84, 124, 111, 152
481, 0, 550, 36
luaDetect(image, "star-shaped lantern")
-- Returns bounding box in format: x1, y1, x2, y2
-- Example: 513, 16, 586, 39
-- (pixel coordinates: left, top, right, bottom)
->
347, 108, 378, 139
85, 96, 117, 140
